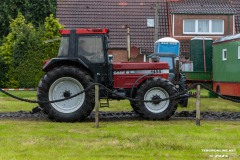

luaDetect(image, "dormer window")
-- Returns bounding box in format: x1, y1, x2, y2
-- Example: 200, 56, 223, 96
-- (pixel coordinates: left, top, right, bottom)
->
183, 19, 224, 35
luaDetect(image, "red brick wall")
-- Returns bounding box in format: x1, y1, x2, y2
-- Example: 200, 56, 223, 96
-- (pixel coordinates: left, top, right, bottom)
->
108, 49, 128, 62
108, 48, 145, 62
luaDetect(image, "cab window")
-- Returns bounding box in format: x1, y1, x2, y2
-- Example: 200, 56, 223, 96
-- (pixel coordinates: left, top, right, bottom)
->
58, 37, 69, 57
78, 36, 104, 63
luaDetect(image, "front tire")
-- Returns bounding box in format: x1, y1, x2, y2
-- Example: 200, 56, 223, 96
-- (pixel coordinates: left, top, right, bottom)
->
134, 78, 178, 120
37, 66, 95, 122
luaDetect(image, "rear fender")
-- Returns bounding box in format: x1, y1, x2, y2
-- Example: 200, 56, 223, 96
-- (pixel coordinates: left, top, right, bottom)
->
43, 58, 90, 73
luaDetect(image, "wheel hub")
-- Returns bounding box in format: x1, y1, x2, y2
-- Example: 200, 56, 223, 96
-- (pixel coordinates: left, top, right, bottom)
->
144, 87, 170, 113
152, 95, 161, 105
63, 90, 71, 98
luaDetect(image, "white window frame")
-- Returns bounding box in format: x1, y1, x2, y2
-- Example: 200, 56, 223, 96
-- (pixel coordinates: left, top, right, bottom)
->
238, 46, 240, 59
183, 19, 224, 35
222, 49, 227, 61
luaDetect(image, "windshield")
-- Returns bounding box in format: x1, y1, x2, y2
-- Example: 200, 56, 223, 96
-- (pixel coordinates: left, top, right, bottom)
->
58, 37, 69, 57
78, 36, 104, 63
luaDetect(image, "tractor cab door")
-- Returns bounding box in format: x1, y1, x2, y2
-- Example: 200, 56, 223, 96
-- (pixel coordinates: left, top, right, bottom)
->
77, 35, 110, 85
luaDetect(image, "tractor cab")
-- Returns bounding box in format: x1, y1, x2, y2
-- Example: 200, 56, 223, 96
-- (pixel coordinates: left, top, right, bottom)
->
44, 28, 112, 86
58, 29, 109, 63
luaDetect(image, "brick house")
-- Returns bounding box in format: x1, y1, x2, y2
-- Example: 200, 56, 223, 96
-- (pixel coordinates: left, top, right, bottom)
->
169, 0, 237, 59
56, 0, 240, 62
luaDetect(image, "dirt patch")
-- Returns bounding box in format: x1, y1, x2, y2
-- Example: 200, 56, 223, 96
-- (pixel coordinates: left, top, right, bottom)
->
0, 110, 239, 121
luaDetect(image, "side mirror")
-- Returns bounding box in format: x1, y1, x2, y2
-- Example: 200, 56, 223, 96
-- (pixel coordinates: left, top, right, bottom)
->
108, 55, 114, 63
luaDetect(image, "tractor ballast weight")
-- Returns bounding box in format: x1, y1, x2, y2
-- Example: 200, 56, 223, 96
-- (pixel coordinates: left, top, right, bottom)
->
37, 28, 187, 122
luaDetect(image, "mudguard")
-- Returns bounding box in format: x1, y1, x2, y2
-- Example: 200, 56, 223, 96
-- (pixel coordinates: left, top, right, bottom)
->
43, 58, 88, 72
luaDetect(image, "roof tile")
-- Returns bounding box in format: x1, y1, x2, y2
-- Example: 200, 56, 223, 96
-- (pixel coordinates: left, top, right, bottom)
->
231, 0, 240, 33
57, 0, 170, 54
170, 0, 236, 15
57, 0, 240, 54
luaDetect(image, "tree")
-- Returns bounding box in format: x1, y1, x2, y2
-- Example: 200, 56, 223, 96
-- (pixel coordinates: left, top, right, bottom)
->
0, 0, 57, 40
0, 13, 63, 88
0, 12, 33, 87
42, 14, 64, 59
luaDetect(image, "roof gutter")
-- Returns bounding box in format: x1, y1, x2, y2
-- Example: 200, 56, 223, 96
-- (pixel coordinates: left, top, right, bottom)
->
170, 12, 236, 15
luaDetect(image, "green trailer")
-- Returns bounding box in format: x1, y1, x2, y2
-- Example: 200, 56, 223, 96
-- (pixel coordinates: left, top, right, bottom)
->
182, 71, 212, 82
212, 34, 240, 97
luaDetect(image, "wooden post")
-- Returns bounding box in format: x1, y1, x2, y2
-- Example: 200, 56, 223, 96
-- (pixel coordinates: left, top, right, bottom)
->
196, 85, 201, 126
95, 84, 100, 128
127, 27, 131, 62
94, 73, 100, 128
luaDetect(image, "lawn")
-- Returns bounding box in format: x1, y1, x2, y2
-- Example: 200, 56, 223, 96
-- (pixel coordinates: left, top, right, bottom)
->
0, 120, 239, 160
0, 90, 239, 160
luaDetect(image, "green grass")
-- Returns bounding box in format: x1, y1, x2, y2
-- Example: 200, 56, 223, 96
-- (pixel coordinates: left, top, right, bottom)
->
0, 120, 239, 160
0, 90, 239, 159
0, 91, 37, 112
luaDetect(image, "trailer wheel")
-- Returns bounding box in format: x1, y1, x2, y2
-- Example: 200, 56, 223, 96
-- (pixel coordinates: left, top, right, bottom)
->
37, 66, 95, 122
134, 78, 178, 120
216, 85, 220, 95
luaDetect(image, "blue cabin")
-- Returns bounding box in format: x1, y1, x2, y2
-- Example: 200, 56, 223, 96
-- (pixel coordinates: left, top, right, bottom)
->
154, 37, 180, 56
154, 37, 180, 71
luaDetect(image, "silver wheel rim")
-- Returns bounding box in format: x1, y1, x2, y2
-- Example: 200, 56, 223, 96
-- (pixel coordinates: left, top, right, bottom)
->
49, 77, 85, 113
144, 87, 170, 113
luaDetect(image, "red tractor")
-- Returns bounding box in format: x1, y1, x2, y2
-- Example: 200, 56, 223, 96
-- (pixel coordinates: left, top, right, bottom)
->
37, 28, 187, 122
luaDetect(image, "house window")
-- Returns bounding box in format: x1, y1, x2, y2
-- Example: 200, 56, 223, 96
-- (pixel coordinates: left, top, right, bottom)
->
183, 19, 224, 34
147, 18, 154, 27
184, 20, 195, 32
222, 49, 227, 61
198, 20, 209, 33
212, 20, 224, 33
238, 46, 240, 59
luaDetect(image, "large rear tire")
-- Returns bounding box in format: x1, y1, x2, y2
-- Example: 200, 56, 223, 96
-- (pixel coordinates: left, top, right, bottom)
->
37, 66, 95, 122
130, 100, 139, 114
134, 78, 178, 120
